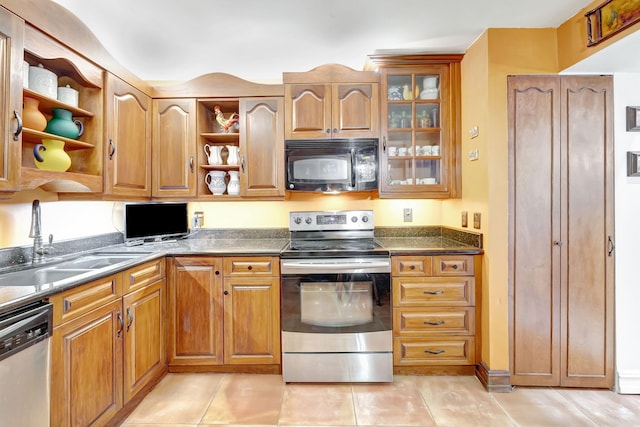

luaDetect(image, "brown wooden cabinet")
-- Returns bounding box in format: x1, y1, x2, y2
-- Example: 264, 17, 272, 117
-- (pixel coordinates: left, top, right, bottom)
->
369, 55, 462, 199
167, 256, 224, 366
0, 6, 23, 196
152, 98, 197, 198
283, 64, 379, 140
50, 259, 166, 426
104, 72, 152, 198
392, 254, 478, 373
239, 97, 284, 197
508, 75, 614, 388
168, 256, 280, 370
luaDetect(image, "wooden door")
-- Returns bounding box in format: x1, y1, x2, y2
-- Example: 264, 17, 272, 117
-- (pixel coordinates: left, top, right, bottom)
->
508, 76, 561, 386
167, 257, 223, 366
104, 73, 151, 198
332, 82, 379, 139
560, 75, 614, 388
508, 75, 614, 388
0, 8, 23, 194
51, 300, 123, 427
239, 97, 284, 197
152, 98, 197, 198
223, 276, 281, 365
122, 278, 166, 402
284, 83, 331, 139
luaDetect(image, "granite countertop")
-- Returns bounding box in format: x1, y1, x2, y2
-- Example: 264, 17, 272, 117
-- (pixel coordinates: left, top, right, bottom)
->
0, 226, 482, 313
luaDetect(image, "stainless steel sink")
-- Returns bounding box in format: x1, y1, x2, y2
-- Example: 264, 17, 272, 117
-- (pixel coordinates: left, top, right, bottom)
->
0, 266, 94, 287
0, 252, 151, 287
57, 254, 144, 270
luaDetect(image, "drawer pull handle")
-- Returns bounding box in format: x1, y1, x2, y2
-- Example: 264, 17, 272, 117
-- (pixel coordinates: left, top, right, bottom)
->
423, 290, 444, 295
452, 264, 459, 269
424, 349, 445, 355
63, 299, 72, 312
424, 320, 445, 325
409, 265, 416, 270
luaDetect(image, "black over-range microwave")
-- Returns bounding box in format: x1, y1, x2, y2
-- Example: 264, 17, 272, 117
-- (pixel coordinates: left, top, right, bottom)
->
285, 139, 379, 193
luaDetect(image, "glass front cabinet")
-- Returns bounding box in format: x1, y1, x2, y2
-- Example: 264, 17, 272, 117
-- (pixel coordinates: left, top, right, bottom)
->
372, 57, 462, 198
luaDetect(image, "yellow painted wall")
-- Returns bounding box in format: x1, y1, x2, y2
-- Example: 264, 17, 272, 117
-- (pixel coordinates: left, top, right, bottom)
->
443, 28, 558, 371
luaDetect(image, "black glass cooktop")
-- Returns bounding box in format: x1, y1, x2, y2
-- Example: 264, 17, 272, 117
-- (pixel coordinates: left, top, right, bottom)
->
281, 238, 389, 258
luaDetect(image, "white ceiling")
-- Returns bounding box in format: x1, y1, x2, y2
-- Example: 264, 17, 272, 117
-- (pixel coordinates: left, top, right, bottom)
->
51, 0, 635, 83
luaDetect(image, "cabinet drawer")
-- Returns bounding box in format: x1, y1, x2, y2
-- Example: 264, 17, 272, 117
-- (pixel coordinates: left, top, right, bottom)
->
392, 256, 432, 276
223, 257, 279, 276
393, 307, 475, 336
432, 255, 474, 276
51, 274, 123, 325
394, 337, 475, 365
393, 277, 475, 306
123, 258, 165, 293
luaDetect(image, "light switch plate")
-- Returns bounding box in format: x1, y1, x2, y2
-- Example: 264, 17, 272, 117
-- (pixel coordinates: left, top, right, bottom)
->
469, 149, 479, 161
473, 212, 481, 229
461, 211, 468, 228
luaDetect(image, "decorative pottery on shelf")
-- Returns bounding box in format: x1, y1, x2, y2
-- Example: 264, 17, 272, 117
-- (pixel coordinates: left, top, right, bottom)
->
205, 170, 227, 195
227, 171, 240, 195
33, 139, 72, 172
226, 145, 239, 166
22, 97, 47, 132
44, 108, 84, 139
204, 143, 223, 165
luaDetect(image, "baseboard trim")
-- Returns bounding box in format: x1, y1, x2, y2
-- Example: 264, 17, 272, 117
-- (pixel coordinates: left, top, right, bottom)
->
476, 361, 513, 392
617, 371, 640, 394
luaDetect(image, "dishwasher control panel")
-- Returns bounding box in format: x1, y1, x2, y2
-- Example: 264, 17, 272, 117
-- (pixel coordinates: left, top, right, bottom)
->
0, 302, 52, 361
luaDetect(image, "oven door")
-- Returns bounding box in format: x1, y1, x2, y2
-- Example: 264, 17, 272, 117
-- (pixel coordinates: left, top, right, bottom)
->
281, 257, 391, 352
280, 257, 392, 382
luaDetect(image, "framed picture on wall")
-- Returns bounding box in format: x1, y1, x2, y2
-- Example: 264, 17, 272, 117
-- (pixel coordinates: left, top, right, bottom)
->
627, 106, 640, 131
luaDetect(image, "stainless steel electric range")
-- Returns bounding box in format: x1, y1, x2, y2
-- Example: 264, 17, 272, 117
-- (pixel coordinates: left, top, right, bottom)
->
280, 210, 392, 383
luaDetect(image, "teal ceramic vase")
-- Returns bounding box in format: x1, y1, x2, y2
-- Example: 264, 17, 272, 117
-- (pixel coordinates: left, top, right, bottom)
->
44, 108, 84, 139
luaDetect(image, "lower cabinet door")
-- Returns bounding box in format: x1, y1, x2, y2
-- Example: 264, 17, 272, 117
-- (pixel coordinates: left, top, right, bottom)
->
123, 279, 167, 402
51, 300, 124, 427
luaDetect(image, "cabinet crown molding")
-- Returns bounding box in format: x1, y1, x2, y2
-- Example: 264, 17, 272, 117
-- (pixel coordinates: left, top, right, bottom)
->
283, 63, 379, 84
151, 72, 284, 98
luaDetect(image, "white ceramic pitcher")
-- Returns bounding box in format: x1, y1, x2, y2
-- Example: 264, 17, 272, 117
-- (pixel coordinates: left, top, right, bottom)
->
226, 145, 239, 166
204, 144, 223, 165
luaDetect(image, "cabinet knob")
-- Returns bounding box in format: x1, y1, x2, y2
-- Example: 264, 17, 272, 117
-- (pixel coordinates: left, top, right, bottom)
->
326, 129, 330, 133
409, 265, 416, 270
333, 128, 338, 133
224, 290, 229, 295
215, 270, 220, 275
247, 265, 253, 271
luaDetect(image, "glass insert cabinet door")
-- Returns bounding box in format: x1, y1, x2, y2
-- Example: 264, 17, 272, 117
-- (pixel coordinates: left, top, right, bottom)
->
380, 65, 451, 196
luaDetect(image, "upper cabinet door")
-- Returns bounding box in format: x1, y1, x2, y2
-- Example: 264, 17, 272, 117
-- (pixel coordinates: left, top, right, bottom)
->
152, 98, 197, 198
239, 97, 284, 197
332, 83, 379, 139
284, 84, 331, 139
104, 73, 152, 198
0, 8, 24, 195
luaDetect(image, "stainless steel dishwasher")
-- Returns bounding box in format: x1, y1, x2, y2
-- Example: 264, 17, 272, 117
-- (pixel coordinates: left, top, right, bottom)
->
0, 301, 53, 427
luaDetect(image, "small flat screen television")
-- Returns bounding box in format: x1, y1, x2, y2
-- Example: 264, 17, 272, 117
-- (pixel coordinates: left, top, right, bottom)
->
124, 202, 189, 242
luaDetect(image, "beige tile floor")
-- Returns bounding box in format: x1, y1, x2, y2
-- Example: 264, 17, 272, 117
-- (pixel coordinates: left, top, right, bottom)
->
121, 373, 640, 427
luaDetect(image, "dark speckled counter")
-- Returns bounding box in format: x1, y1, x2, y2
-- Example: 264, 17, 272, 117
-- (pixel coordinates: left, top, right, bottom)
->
0, 226, 481, 313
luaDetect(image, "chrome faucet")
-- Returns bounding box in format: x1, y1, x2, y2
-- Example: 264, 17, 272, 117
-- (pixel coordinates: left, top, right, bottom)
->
29, 200, 53, 263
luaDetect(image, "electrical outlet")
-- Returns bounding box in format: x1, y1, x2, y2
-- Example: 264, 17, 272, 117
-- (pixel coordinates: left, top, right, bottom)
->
469, 149, 479, 161
403, 208, 413, 222
461, 211, 468, 228
473, 212, 481, 229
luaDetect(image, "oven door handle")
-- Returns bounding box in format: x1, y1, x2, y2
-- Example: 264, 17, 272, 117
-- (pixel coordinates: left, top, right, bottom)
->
281, 259, 390, 273
350, 148, 357, 188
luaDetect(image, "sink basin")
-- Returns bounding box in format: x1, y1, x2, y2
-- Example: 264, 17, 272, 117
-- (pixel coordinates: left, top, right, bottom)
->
0, 266, 93, 287
0, 252, 150, 287
59, 254, 144, 269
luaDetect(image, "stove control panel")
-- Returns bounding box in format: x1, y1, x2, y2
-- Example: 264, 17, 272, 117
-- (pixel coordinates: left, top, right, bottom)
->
289, 210, 374, 231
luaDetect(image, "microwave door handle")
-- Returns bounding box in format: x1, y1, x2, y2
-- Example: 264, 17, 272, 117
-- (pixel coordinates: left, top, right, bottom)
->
350, 149, 357, 187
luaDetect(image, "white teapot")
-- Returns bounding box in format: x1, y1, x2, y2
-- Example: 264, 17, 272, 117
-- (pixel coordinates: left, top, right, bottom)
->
204, 144, 223, 165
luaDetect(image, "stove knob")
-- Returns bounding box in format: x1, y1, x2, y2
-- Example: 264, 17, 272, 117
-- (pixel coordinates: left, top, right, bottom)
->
351, 216, 358, 223
294, 217, 302, 225
305, 217, 313, 224
362, 215, 369, 223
